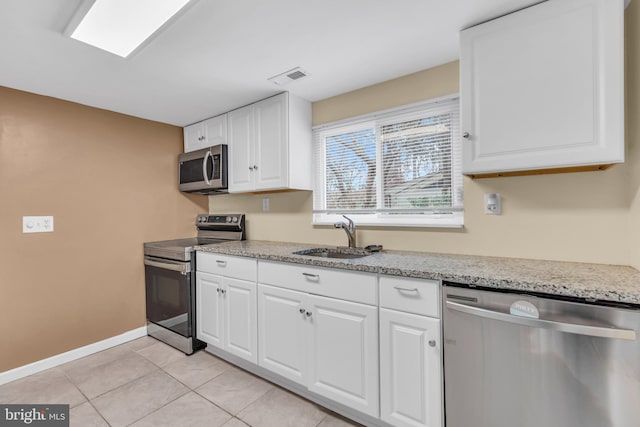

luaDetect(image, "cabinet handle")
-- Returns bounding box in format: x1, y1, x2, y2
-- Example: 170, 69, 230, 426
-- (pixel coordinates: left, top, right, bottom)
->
306, 311, 312, 317
394, 286, 419, 293
428, 340, 436, 347
302, 272, 319, 280
462, 132, 470, 139
299, 308, 306, 314
216, 260, 227, 266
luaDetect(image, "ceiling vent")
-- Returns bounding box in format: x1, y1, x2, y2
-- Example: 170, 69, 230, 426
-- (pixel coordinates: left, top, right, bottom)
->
268, 67, 310, 86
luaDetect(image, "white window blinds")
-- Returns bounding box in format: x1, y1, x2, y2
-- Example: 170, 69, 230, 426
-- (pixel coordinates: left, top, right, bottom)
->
312, 95, 463, 227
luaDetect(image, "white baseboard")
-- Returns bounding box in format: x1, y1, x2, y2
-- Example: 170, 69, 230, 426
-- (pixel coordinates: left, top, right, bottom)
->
0, 326, 147, 386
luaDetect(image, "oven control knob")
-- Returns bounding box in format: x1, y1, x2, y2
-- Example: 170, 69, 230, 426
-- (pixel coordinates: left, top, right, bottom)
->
232, 217, 238, 223
226, 216, 231, 222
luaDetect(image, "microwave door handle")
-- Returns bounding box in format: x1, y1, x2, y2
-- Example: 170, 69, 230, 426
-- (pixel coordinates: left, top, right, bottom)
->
203, 151, 213, 185
445, 301, 637, 341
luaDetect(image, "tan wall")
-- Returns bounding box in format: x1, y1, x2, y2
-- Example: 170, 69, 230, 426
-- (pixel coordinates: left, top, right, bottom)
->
210, 8, 638, 266
0, 87, 208, 372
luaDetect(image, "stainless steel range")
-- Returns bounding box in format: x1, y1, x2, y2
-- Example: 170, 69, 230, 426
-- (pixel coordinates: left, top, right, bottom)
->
143, 214, 245, 354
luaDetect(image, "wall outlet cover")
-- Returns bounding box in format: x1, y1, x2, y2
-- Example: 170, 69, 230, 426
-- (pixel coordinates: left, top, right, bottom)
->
484, 193, 501, 215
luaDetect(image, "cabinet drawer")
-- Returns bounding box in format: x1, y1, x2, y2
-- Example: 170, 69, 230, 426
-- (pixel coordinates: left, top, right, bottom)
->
258, 260, 377, 306
197, 252, 257, 282
380, 275, 440, 318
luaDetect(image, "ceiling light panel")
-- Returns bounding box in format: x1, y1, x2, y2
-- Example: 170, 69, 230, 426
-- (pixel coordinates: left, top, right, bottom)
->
70, 0, 191, 58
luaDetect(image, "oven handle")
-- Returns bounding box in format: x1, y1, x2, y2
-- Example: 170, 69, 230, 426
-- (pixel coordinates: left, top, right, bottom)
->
203, 150, 213, 186
446, 300, 637, 341
144, 257, 191, 274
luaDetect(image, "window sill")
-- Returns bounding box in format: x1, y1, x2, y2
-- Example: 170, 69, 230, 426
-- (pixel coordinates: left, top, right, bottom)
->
313, 213, 464, 228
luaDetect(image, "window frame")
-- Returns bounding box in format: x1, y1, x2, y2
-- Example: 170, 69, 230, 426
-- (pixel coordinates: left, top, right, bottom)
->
312, 94, 463, 228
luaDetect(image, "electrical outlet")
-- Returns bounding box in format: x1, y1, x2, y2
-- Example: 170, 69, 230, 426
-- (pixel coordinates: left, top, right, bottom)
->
484, 193, 501, 215
262, 198, 270, 212
23, 216, 54, 233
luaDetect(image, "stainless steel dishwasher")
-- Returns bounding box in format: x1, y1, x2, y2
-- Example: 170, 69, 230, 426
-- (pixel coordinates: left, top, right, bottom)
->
442, 283, 640, 427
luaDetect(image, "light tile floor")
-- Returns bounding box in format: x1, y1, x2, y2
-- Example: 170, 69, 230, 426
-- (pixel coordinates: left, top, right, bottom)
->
0, 337, 362, 427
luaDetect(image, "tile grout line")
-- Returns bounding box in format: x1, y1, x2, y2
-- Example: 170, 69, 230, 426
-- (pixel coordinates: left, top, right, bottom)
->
59, 340, 162, 425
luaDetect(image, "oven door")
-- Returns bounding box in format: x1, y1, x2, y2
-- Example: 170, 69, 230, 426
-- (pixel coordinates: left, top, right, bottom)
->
144, 256, 192, 338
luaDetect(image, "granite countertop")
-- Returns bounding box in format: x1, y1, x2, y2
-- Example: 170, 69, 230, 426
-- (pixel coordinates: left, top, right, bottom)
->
195, 240, 640, 306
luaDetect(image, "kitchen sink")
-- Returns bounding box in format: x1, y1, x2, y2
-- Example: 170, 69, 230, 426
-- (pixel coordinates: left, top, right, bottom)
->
293, 247, 372, 259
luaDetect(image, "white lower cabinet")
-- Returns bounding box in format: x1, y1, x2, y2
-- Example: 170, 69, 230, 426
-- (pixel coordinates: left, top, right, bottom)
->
379, 276, 443, 427
257, 284, 307, 385
196, 253, 258, 364
197, 272, 224, 348
380, 309, 442, 427
257, 283, 380, 418
257, 260, 380, 419
307, 294, 379, 417
223, 277, 258, 363
199, 254, 443, 426
197, 272, 257, 363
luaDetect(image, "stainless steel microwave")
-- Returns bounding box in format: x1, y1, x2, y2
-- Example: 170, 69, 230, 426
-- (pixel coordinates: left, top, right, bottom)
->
178, 145, 228, 194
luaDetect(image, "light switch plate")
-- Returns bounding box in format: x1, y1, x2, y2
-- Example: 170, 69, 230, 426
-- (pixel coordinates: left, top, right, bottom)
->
262, 198, 270, 212
23, 216, 54, 233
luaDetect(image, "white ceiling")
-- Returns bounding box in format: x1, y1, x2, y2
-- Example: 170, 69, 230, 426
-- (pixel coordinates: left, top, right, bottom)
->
0, 0, 542, 127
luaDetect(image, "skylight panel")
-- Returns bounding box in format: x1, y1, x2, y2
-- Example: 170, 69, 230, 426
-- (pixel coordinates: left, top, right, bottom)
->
69, 0, 191, 58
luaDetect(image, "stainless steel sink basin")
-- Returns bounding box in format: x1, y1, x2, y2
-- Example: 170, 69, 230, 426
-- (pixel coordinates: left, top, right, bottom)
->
293, 247, 371, 259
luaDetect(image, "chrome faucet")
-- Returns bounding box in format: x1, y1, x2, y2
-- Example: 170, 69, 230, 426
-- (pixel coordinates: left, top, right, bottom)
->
334, 215, 357, 248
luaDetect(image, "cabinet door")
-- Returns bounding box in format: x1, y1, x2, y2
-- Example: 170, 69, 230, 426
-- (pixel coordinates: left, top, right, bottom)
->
380, 309, 442, 427
228, 105, 255, 192
183, 123, 204, 153
257, 284, 308, 385
460, 0, 623, 175
196, 272, 224, 348
202, 114, 227, 147
307, 294, 379, 417
254, 93, 288, 190
223, 277, 258, 363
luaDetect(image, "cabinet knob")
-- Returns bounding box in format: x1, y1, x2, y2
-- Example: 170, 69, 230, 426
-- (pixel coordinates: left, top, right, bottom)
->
462, 132, 470, 139
428, 339, 436, 347
249, 166, 254, 171
299, 308, 306, 314
216, 288, 221, 293
305, 311, 312, 317
253, 165, 258, 170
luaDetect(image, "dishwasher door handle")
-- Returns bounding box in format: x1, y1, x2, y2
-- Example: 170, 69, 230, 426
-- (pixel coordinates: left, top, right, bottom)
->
446, 300, 637, 341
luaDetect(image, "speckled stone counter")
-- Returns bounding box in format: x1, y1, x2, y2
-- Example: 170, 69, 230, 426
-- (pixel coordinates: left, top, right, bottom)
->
195, 240, 640, 306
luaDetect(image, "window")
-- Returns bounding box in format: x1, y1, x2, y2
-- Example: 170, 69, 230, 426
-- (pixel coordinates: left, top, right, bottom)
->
312, 95, 463, 227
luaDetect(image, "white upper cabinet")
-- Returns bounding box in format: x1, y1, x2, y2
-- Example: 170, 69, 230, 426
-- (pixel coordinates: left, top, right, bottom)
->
228, 92, 312, 193
460, 0, 624, 177
183, 114, 227, 153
